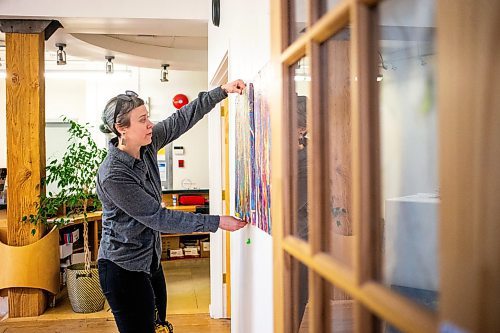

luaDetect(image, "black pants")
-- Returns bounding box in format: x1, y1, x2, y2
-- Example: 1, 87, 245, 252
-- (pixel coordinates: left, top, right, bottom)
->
98, 259, 167, 333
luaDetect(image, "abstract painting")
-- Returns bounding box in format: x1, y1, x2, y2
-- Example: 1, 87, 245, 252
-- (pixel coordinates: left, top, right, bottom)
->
235, 64, 272, 234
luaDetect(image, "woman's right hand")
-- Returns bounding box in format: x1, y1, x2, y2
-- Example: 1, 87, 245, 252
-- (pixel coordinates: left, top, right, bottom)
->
221, 80, 246, 95
219, 216, 248, 231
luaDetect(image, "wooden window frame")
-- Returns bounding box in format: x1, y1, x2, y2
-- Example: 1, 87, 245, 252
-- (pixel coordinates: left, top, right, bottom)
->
274, 0, 500, 332
271, 0, 467, 332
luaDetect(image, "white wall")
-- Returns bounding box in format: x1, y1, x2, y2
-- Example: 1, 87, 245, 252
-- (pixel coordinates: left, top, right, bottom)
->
139, 69, 211, 189
207, 0, 273, 332
0, 67, 210, 190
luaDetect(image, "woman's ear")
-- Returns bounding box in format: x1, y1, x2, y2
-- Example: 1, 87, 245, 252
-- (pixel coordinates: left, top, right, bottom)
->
114, 124, 126, 137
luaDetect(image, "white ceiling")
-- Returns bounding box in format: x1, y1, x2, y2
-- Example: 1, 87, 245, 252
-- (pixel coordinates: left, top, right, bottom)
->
0, 13, 209, 70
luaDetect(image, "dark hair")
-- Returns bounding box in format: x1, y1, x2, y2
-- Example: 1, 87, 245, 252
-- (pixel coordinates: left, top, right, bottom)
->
297, 95, 307, 128
100, 93, 145, 137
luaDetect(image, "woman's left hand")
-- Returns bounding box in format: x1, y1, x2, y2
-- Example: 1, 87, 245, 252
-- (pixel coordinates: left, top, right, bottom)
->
221, 79, 246, 95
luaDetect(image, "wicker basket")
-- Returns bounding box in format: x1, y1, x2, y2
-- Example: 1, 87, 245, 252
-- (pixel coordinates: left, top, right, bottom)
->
66, 262, 105, 313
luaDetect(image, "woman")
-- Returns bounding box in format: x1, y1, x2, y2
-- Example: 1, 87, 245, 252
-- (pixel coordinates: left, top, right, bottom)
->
96, 80, 247, 333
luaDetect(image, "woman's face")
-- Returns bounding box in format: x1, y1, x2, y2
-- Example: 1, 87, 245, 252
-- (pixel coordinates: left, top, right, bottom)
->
121, 105, 154, 146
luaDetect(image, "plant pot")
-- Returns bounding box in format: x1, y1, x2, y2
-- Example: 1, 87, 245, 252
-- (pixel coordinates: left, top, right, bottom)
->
66, 262, 105, 313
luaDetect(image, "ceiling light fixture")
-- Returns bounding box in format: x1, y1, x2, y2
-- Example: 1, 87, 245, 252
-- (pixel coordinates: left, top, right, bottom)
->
160, 64, 169, 82
56, 43, 67, 65
377, 51, 387, 82
105, 56, 115, 74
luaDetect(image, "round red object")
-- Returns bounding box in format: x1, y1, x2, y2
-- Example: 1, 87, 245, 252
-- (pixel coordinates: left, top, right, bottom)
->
172, 94, 189, 109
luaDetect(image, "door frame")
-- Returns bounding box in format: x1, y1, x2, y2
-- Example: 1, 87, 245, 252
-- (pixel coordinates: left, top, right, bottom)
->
208, 51, 231, 319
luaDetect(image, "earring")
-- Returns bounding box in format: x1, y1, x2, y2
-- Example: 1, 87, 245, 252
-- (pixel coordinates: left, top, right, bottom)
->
121, 133, 127, 146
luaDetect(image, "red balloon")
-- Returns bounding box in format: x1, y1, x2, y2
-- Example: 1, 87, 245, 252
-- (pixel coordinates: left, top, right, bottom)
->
173, 94, 189, 109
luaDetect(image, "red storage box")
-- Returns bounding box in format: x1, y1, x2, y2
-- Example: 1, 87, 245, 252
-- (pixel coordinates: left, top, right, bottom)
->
178, 195, 206, 205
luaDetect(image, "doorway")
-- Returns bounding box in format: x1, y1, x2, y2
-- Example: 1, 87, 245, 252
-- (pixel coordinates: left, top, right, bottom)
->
208, 52, 232, 319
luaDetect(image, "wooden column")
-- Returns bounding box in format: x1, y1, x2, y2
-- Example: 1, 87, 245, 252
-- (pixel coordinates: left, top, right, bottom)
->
1, 19, 61, 318
6, 31, 47, 318
438, 0, 500, 331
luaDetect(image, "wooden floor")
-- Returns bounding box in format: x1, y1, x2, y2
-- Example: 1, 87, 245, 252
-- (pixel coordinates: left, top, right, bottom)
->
0, 313, 230, 333
0, 258, 229, 333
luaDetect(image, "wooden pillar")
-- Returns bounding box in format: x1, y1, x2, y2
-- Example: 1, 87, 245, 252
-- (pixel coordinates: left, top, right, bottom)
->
1, 19, 61, 318
438, 0, 500, 331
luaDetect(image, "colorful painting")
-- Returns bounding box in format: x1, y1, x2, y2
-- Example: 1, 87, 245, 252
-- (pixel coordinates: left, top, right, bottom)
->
235, 65, 272, 234
235, 88, 254, 224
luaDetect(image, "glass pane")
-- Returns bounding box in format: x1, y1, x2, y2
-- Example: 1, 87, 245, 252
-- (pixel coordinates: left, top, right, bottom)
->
320, 0, 342, 16
291, 56, 310, 241
378, 0, 439, 312
320, 27, 353, 267
288, 0, 308, 44
289, 256, 309, 333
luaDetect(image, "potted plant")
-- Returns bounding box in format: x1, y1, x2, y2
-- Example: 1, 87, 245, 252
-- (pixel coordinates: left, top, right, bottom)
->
24, 117, 107, 313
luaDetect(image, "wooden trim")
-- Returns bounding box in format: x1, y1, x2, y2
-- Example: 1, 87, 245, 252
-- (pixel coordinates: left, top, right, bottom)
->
225, 230, 231, 317
5, 31, 47, 318
309, 273, 328, 332
283, 235, 437, 333
280, 1, 349, 66
309, 0, 321, 25
222, 98, 231, 318
283, 237, 353, 291
361, 282, 437, 333
307, 37, 328, 332
281, 37, 307, 66
282, 62, 294, 239
308, 40, 326, 255
309, 0, 350, 43
288, 63, 299, 238
351, 0, 380, 289
271, 1, 287, 332
438, 0, 500, 331
280, 0, 290, 52
354, 300, 376, 333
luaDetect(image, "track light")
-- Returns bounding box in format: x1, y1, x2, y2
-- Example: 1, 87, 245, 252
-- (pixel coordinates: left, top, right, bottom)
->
160, 64, 169, 82
56, 43, 67, 65
105, 56, 115, 74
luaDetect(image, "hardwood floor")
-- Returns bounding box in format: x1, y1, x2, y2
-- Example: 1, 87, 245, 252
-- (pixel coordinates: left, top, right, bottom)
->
0, 258, 229, 332
0, 313, 230, 333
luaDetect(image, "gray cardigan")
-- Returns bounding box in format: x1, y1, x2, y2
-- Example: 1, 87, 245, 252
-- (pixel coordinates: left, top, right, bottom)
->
96, 87, 227, 273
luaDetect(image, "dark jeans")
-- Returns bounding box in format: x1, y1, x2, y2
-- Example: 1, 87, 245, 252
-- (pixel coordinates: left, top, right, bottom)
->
98, 259, 167, 333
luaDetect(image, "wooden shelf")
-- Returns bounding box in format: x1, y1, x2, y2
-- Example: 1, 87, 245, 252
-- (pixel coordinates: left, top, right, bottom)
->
48, 211, 103, 228
161, 256, 209, 262
72, 246, 84, 252
161, 232, 210, 238
164, 205, 198, 212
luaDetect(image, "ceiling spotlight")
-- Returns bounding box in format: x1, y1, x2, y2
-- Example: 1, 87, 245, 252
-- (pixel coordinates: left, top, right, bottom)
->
105, 56, 115, 74
160, 64, 169, 82
376, 74, 384, 82
56, 43, 67, 65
